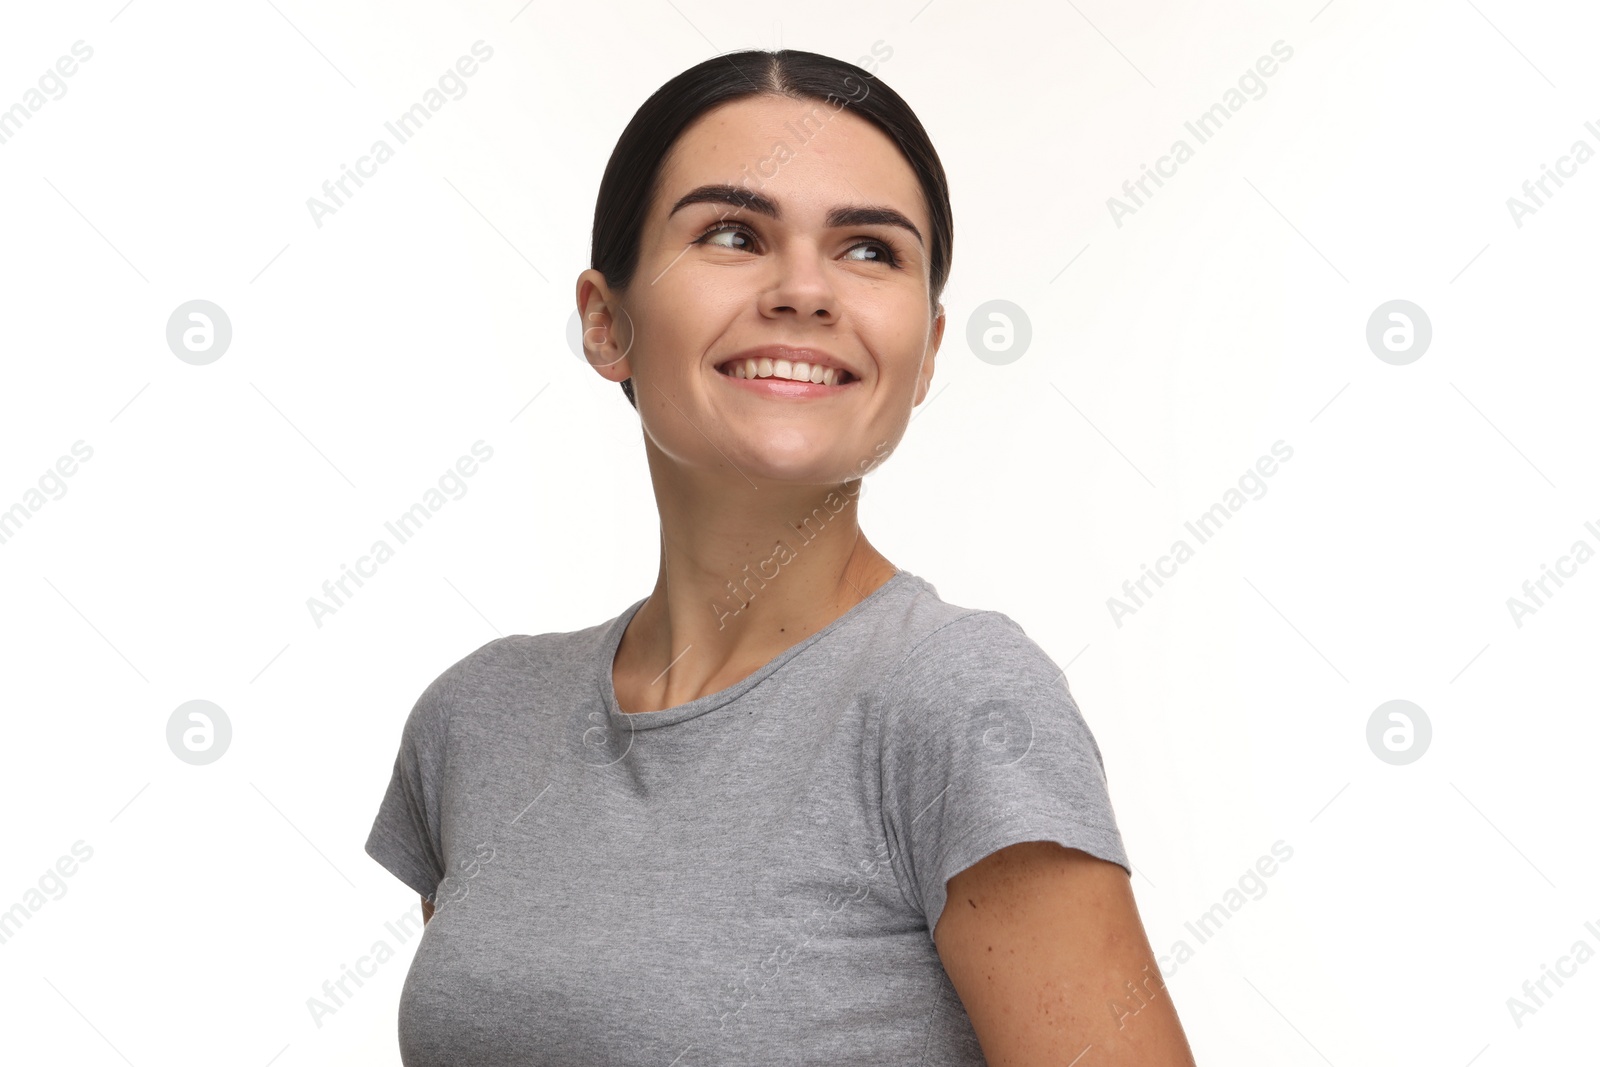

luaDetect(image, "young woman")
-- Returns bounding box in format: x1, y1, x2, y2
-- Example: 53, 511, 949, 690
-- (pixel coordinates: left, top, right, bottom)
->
366, 48, 1197, 1066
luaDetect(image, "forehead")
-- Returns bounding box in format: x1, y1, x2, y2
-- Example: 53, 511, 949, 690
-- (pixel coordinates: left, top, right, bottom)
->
655, 94, 926, 226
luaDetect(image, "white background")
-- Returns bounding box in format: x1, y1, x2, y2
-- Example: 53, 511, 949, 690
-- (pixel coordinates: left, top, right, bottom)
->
1, 0, 1596, 1063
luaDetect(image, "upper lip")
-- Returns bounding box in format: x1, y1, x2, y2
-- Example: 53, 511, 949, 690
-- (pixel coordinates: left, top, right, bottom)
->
716, 345, 859, 382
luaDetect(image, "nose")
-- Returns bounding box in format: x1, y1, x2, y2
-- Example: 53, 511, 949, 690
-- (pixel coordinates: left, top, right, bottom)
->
758, 243, 837, 323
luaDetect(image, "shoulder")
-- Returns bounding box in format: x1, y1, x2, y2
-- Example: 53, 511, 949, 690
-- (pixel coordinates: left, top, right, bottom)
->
452, 629, 588, 691
872, 598, 1108, 775
402, 614, 615, 730
872, 575, 1042, 679
905, 608, 1038, 665
875, 599, 1062, 709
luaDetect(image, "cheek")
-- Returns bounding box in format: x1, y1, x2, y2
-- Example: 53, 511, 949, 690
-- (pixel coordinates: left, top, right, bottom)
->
856, 295, 933, 363
640, 271, 744, 340
628, 297, 717, 370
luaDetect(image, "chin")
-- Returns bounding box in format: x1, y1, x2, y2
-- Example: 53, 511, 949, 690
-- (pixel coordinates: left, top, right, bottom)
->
738, 450, 862, 488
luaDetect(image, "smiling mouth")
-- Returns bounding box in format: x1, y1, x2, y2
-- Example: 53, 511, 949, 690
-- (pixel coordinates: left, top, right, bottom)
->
716, 357, 856, 386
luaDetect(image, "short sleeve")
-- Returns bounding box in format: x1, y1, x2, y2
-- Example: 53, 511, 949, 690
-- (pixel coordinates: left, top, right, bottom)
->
877, 611, 1131, 944
364, 663, 460, 902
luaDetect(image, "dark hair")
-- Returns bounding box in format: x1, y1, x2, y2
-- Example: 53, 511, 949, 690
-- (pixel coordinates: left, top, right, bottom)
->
588, 48, 954, 410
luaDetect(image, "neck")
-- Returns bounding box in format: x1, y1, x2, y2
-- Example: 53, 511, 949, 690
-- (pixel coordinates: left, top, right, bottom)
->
613, 436, 899, 713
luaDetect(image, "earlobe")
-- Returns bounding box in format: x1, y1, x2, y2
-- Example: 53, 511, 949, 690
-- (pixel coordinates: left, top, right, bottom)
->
583, 310, 626, 378
913, 309, 942, 406
576, 271, 634, 383
914, 360, 934, 407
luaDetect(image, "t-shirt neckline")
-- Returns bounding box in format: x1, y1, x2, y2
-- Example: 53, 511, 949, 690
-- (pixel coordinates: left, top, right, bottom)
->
597, 569, 916, 730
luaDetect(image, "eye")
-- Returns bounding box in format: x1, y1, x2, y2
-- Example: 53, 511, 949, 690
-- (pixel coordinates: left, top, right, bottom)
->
692, 222, 903, 270
843, 239, 902, 269
694, 221, 758, 252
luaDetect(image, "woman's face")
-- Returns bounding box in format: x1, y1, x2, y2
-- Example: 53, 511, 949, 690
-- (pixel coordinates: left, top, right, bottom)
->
588, 93, 945, 488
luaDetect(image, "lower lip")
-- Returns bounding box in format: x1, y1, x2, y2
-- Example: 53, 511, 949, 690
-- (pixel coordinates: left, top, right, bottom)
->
715, 367, 858, 397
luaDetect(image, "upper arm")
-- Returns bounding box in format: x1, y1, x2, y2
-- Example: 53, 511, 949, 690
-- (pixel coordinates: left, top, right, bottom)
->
365, 664, 461, 903
933, 841, 1197, 1067
421, 896, 434, 925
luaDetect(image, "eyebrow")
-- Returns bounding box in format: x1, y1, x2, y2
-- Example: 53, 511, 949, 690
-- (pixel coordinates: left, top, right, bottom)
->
668, 183, 924, 247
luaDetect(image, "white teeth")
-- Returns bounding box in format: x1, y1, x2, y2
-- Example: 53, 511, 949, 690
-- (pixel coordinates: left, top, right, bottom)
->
723, 357, 849, 386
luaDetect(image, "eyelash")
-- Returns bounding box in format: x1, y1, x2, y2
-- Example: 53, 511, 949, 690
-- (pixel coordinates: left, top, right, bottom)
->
693, 221, 903, 269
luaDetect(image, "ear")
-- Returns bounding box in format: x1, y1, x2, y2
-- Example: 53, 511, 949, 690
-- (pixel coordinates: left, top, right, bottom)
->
914, 303, 945, 407
576, 270, 634, 384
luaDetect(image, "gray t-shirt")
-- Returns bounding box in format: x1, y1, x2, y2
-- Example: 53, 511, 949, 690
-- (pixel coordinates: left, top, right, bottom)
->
364, 568, 1130, 1065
